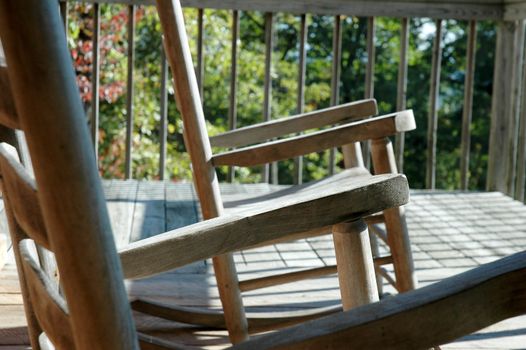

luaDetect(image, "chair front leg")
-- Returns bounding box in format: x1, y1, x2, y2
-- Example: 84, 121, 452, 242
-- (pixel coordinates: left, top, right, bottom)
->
371, 137, 417, 292
332, 219, 379, 310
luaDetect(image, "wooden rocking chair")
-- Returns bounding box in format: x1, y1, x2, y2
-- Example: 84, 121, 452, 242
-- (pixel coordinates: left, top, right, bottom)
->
156, 0, 417, 342
1, 1, 526, 349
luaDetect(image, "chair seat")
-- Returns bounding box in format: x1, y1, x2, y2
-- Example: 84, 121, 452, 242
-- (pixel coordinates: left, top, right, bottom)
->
119, 169, 408, 279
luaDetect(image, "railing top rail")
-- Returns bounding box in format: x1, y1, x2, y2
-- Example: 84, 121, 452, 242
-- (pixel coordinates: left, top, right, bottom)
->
59, 0, 526, 20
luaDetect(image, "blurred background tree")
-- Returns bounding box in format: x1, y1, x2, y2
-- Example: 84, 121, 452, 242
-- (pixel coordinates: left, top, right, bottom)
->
67, 4, 495, 190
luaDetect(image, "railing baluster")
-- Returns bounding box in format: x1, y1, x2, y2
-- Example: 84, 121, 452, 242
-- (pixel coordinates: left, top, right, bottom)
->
365, 17, 375, 99
488, 21, 524, 193
227, 10, 239, 183
91, 3, 100, 163
263, 12, 274, 183
460, 20, 477, 190
196, 8, 204, 100
426, 19, 443, 190
363, 16, 376, 169
395, 17, 409, 172
329, 15, 342, 175
513, 21, 526, 200
508, 21, 526, 196
125, 4, 136, 179
159, 49, 168, 180
294, 14, 307, 185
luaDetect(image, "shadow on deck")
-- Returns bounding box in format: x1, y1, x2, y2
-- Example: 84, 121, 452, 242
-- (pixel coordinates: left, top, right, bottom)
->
1, 183, 525, 349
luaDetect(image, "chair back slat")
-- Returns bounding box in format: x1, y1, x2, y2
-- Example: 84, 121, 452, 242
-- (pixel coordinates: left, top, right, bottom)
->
0, 149, 48, 249
19, 239, 74, 350
0, 66, 20, 129
0, 1, 138, 348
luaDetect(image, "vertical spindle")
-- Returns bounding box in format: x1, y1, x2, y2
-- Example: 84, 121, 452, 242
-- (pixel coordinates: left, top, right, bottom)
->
196, 8, 204, 100
91, 3, 100, 162
395, 18, 409, 172
426, 19, 443, 190
294, 14, 308, 185
159, 49, 168, 180
460, 20, 477, 190
125, 5, 136, 179
263, 12, 274, 183
329, 15, 342, 175
228, 10, 240, 183
363, 17, 376, 169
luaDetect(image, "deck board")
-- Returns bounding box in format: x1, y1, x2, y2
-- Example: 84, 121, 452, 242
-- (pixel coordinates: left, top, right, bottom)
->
1, 183, 526, 348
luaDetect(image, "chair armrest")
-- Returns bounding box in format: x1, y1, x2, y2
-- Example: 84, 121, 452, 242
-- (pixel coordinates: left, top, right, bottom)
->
209, 99, 377, 148
212, 110, 415, 167
0, 66, 19, 129
119, 171, 408, 279
232, 251, 526, 349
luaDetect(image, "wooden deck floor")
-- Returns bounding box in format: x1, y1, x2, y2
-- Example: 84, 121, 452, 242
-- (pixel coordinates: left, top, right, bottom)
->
1, 181, 526, 349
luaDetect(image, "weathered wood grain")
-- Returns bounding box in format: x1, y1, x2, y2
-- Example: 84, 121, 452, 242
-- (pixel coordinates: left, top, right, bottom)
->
487, 21, 522, 193
132, 298, 342, 333
212, 110, 415, 167
120, 170, 409, 279
0, 0, 139, 347
59, 0, 506, 21
157, 0, 248, 342
516, 22, 526, 200
239, 266, 337, 292
19, 240, 74, 350
0, 150, 48, 250
210, 100, 377, 148
0, 67, 19, 130
371, 137, 417, 291
231, 251, 526, 350
332, 220, 379, 310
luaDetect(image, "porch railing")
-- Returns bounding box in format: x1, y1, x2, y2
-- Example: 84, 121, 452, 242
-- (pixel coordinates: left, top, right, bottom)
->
58, 0, 526, 201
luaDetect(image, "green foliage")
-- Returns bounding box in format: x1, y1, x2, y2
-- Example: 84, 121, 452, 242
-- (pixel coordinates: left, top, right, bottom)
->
67, 5, 495, 190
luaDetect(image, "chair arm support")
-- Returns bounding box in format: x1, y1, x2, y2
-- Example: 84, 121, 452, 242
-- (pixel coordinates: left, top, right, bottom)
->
212, 110, 415, 167
231, 251, 526, 349
209, 99, 377, 148
119, 172, 409, 280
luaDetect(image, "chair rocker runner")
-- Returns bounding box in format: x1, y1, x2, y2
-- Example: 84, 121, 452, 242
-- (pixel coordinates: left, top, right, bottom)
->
1, 1, 526, 349
155, 0, 417, 342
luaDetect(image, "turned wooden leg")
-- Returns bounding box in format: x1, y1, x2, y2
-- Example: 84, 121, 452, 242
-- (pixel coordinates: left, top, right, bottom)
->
342, 143, 385, 294
371, 137, 417, 292
332, 219, 379, 310
368, 231, 384, 296
213, 254, 249, 343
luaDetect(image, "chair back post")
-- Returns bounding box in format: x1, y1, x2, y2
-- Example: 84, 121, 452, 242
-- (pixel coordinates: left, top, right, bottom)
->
0, 1, 138, 348
156, 0, 223, 219
156, 0, 249, 343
